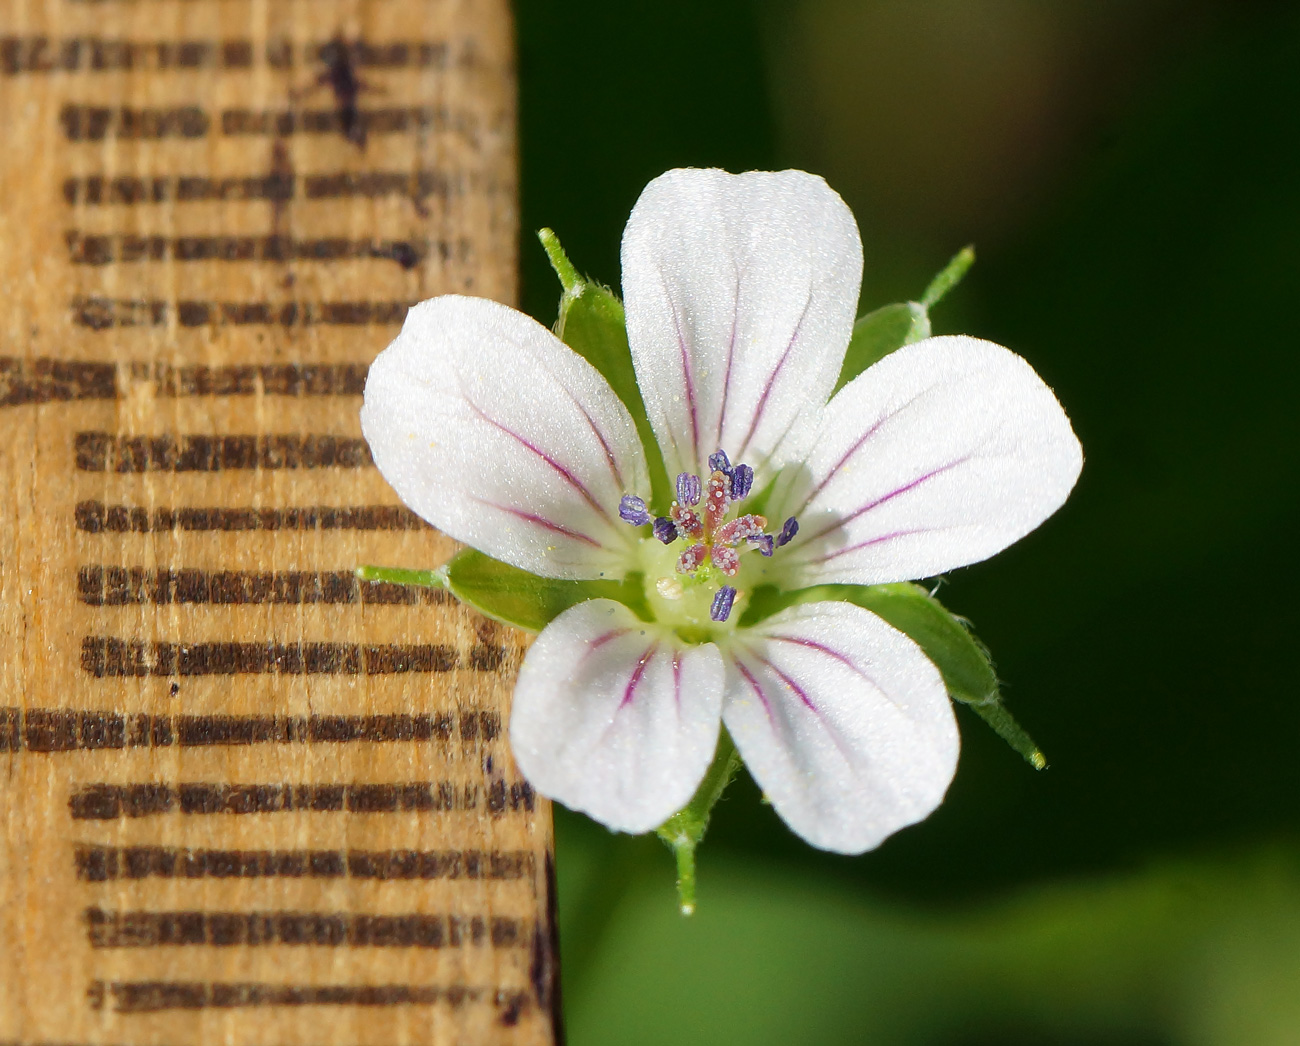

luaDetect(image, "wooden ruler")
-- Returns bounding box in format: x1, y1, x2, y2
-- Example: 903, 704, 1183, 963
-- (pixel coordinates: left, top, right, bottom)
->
0, 1, 559, 1043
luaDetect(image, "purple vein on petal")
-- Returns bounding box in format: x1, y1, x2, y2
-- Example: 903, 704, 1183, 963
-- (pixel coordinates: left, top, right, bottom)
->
801, 386, 933, 507
465, 398, 611, 521
470, 498, 605, 548
754, 654, 819, 714
620, 643, 659, 709
765, 634, 897, 711
715, 272, 742, 453
734, 287, 814, 462
802, 457, 972, 545
813, 527, 934, 563
733, 656, 776, 726
659, 272, 701, 470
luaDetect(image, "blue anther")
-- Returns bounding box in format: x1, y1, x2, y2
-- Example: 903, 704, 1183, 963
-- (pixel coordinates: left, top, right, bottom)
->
776, 516, 799, 547
619, 495, 651, 526
710, 585, 737, 623
729, 464, 754, 500
653, 516, 679, 544
708, 449, 732, 476
676, 472, 701, 506
749, 533, 774, 557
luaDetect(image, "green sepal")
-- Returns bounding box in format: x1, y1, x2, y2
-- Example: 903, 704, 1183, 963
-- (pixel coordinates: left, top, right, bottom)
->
740, 581, 1045, 769
538, 229, 672, 513
359, 552, 650, 634
446, 548, 651, 632
834, 245, 976, 392
656, 728, 742, 916
835, 302, 931, 392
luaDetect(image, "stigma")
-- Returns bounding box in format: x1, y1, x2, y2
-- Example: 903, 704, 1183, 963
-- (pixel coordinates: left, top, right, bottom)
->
617, 450, 798, 624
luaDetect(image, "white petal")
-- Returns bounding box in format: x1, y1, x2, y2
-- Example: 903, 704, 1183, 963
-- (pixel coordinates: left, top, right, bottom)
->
621, 168, 862, 482
511, 599, 724, 834
777, 335, 1082, 586
361, 296, 649, 580
721, 601, 957, 854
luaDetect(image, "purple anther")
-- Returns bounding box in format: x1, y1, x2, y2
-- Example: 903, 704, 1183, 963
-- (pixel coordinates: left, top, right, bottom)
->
729, 464, 754, 501
749, 534, 775, 557
619, 495, 651, 527
708, 449, 732, 476
676, 472, 701, 506
711, 545, 740, 576
677, 543, 708, 574
716, 513, 768, 547
776, 516, 799, 547
653, 516, 679, 544
710, 585, 737, 623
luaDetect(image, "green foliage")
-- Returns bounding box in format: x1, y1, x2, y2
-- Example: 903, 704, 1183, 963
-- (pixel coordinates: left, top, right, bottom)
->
359, 553, 649, 633
834, 245, 975, 392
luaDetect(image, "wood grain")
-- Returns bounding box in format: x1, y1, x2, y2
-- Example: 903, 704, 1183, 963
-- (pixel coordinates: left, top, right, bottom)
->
0, 1, 559, 1042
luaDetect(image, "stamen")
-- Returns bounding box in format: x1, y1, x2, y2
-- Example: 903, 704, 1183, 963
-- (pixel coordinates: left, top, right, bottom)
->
704, 471, 729, 532
677, 543, 708, 574
619, 495, 651, 527
676, 472, 702, 506
708, 450, 732, 476
711, 545, 740, 576
653, 517, 679, 544
710, 585, 736, 622
716, 513, 767, 546
749, 534, 775, 557
729, 464, 754, 501
776, 516, 799, 547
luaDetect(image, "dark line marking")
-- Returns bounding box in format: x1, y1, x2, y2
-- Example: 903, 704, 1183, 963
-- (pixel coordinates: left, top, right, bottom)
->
3, 37, 451, 75
221, 107, 474, 141
75, 845, 535, 882
71, 297, 412, 329
0, 357, 367, 407
63, 170, 462, 205
317, 37, 367, 146
86, 908, 527, 949
0, 708, 500, 754
77, 567, 445, 607
78, 638, 504, 677
98, 981, 530, 1016
75, 500, 429, 533
65, 232, 438, 269
67, 780, 536, 820
61, 104, 209, 140
75, 433, 372, 471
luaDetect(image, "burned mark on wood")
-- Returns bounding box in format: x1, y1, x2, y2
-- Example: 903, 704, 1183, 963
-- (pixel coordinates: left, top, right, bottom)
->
102, 980, 530, 1015
317, 37, 367, 147
531, 849, 566, 1041
2, 708, 500, 754
75, 500, 429, 533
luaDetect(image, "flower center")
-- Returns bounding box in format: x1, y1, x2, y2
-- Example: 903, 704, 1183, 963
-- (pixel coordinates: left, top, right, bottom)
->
618, 449, 798, 635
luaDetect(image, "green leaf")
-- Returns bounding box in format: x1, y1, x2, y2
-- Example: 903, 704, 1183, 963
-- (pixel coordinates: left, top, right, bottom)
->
740, 581, 1046, 768
835, 302, 931, 392
656, 728, 742, 915
834, 245, 977, 392
445, 548, 649, 633
539, 229, 671, 512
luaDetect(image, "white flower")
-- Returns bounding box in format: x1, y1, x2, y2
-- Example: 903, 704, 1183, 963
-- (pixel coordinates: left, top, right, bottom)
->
361, 169, 1081, 854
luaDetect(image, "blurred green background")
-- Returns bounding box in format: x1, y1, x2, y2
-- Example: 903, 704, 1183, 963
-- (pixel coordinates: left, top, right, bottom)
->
512, 2, 1300, 1043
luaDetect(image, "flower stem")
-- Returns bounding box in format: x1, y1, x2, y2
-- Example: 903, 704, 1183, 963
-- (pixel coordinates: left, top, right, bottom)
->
655, 728, 742, 916
355, 564, 448, 589
920, 245, 976, 309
